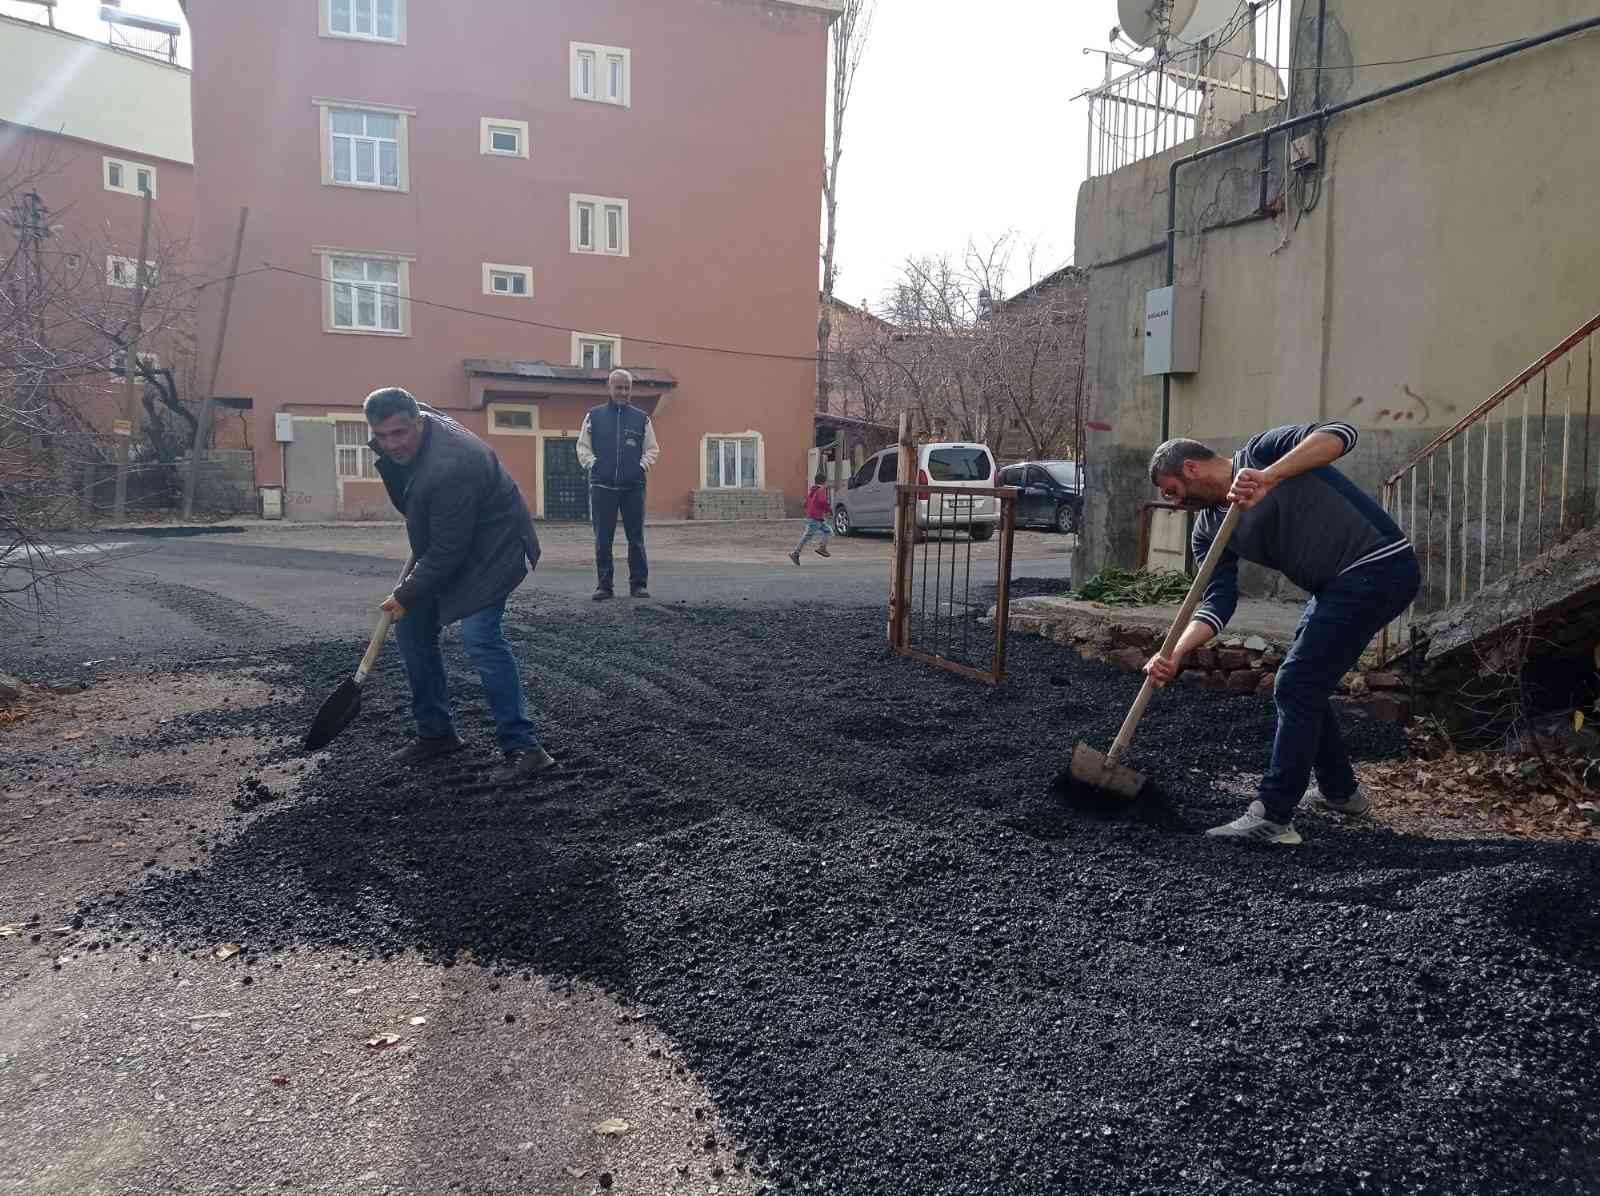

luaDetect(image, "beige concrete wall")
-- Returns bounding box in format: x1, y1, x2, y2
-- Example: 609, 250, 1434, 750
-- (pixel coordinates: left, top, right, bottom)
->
0, 15, 192, 165
1074, 2, 1600, 591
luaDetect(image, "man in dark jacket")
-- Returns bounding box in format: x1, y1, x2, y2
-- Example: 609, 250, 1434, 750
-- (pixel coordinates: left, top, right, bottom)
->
1143, 421, 1419, 844
576, 368, 659, 600
365, 387, 553, 783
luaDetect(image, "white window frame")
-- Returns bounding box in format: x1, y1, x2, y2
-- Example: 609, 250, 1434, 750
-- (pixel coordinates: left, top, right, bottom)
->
315, 246, 414, 337
315, 99, 413, 192
570, 42, 630, 107
480, 118, 529, 159
320, 0, 406, 44
569, 194, 629, 257
106, 256, 156, 289
482, 263, 533, 298
104, 156, 158, 197
333, 418, 382, 480
488, 404, 540, 438
701, 432, 765, 490
570, 332, 622, 370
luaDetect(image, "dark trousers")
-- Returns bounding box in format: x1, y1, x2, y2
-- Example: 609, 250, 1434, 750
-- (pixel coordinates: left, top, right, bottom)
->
1258, 551, 1420, 822
591, 484, 647, 592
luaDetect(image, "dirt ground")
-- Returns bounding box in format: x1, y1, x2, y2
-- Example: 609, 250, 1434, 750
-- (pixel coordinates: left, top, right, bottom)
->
0, 674, 757, 1196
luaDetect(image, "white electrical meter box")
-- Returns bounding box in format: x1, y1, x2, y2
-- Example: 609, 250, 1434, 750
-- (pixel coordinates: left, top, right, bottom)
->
1144, 285, 1202, 376
274, 412, 295, 443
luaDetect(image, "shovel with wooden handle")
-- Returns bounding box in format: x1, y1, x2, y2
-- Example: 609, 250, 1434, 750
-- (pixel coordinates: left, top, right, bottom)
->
1065, 503, 1243, 799
303, 555, 413, 752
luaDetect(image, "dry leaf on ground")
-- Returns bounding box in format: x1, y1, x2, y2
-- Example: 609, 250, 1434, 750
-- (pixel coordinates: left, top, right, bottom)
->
594, 1117, 632, 1137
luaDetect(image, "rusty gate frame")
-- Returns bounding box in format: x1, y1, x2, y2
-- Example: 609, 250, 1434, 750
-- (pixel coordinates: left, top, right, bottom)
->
882, 416, 1020, 684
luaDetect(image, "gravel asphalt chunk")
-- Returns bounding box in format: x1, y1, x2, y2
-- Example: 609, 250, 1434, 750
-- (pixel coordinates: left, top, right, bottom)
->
20, 601, 1600, 1194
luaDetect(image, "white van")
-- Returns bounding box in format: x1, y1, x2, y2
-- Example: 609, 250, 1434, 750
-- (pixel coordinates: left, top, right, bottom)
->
833, 442, 999, 541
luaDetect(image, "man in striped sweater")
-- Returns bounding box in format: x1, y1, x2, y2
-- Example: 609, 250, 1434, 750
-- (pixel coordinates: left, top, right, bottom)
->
1143, 422, 1419, 844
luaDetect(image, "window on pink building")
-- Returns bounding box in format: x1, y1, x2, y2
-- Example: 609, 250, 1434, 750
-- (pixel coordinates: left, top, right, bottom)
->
335, 421, 381, 479
331, 109, 400, 189
329, 257, 402, 332
329, 0, 399, 41
571, 42, 630, 107
705, 437, 761, 489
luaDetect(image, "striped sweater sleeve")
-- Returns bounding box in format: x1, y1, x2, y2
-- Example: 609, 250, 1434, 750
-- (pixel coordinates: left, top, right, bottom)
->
1190, 519, 1239, 636
1243, 421, 1358, 467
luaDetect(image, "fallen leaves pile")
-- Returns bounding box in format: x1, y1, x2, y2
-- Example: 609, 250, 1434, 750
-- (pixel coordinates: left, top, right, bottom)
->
1360, 730, 1600, 841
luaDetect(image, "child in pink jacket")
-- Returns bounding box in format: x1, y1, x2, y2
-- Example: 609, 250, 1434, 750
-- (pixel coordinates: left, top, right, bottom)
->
789, 472, 833, 565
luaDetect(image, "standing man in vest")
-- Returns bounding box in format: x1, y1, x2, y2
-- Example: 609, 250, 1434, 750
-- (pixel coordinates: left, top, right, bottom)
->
365, 387, 554, 783
1142, 422, 1419, 844
576, 368, 660, 601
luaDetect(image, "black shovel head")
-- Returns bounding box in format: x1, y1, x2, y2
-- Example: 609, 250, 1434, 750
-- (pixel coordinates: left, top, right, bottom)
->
304, 677, 362, 751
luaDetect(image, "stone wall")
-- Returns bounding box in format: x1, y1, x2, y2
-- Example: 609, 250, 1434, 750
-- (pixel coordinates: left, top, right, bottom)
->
1010, 605, 1413, 723
689, 488, 789, 521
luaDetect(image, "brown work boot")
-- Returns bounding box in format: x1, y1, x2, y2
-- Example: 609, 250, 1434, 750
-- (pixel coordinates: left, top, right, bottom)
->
388, 735, 465, 765
493, 746, 558, 785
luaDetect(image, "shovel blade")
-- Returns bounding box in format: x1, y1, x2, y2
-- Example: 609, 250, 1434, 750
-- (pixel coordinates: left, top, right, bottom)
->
1067, 741, 1147, 800
304, 677, 362, 752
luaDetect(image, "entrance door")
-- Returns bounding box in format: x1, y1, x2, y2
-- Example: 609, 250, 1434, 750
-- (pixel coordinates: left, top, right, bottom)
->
543, 437, 589, 520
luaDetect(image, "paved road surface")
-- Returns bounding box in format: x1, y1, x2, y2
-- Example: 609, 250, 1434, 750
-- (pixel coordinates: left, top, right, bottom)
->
4, 523, 1073, 673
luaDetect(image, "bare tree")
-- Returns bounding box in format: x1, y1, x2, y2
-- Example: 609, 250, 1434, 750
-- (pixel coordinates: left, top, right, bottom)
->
817, 0, 874, 414
853, 236, 1088, 459
1, 152, 194, 624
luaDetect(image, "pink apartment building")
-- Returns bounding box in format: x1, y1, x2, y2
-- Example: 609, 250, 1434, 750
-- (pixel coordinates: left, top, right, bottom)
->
182, 0, 842, 522
0, 13, 194, 439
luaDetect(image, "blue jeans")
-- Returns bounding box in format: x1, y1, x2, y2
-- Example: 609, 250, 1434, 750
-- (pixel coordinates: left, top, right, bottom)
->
392, 595, 537, 751
1258, 552, 1420, 823
794, 518, 831, 553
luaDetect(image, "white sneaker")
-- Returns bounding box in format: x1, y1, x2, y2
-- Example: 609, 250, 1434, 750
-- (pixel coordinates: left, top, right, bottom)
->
1307, 782, 1370, 816
1206, 800, 1303, 845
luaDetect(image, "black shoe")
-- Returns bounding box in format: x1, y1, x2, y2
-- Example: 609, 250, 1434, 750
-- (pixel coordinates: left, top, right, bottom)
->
593, 588, 614, 601
629, 586, 650, 599
388, 735, 465, 765
493, 746, 558, 784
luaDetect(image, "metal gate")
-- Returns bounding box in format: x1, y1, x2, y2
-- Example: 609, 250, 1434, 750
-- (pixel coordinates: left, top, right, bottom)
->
881, 415, 1019, 685
543, 437, 589, 521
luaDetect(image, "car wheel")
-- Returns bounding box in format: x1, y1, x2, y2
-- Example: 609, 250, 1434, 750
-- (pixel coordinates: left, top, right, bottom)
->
968, 523, 995, 542
1054, 504, 1076, 535
834, 507, 854, 536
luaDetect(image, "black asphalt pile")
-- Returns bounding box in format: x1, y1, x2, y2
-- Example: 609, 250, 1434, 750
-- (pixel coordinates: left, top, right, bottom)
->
90, 603, 1600, 1195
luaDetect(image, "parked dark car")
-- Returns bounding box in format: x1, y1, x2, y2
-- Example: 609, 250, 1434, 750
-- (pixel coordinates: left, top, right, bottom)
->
996, 460, 1081, 533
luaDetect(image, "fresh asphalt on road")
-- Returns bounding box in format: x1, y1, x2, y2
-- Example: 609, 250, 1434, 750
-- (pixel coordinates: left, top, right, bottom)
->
5, 526, 1074, 674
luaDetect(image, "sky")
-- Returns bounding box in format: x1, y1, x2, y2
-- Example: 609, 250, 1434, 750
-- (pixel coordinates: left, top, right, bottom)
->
3, 0, 1117, 308
829, 0, 1111, 310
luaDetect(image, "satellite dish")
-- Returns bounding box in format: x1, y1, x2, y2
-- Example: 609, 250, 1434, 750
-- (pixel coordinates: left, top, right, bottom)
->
1172, 0, 1245, 46
1170, 23, 1249, 86
1169, 0, 1251, 88
1201, 58, 1287, 130
1116, 0, 1198, 49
